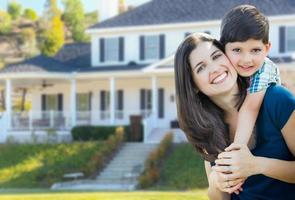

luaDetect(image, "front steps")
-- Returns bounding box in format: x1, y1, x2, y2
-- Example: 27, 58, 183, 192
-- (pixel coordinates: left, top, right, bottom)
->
51, 142, 158, 191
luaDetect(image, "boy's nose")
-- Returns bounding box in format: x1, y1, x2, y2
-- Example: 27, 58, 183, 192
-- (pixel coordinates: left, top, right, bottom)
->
240, 54, 252, 65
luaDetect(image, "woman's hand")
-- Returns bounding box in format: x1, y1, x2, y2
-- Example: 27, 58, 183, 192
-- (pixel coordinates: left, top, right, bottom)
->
213, 144, 257, 179
210, 169, 244, 194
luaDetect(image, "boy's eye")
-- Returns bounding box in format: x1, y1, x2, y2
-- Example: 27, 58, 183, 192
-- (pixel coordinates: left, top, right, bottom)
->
232, 48, 241, 53
252, 48, 262, 53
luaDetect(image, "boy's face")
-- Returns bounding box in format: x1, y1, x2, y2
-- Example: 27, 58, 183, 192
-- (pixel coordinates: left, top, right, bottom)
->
225, 39, 271, 77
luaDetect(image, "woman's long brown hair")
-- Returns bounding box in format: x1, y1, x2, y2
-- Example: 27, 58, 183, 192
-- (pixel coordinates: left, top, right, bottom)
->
174, 33, 246, 162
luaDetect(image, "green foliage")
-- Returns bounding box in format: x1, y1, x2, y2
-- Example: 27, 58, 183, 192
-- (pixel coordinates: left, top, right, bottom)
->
7, 2, 22, 20
0, 135, 123, 188
0, 11, 12, 34
152, 143, 208, 190
39, 16, 64, 56
43, 0, 61, 20
62, 0, 86, 42
139, 133, 173, 188
23, 8, 38, 21
71, 125, 119, 141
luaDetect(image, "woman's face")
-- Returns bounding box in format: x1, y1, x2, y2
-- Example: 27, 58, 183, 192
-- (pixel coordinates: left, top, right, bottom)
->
189, 41, 238, 97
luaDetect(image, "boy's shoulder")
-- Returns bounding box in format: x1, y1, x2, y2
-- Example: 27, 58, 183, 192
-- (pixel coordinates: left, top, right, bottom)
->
263, 57, 277, 69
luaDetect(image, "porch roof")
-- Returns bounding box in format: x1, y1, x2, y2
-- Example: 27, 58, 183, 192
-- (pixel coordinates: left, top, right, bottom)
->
89, 0, 295, 30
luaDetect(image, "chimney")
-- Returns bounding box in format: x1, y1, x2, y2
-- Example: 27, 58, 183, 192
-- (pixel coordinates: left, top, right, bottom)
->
98, 0, 119, 22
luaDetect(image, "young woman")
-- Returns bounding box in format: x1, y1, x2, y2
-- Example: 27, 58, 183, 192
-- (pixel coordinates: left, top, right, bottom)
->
174, 33, 295, 200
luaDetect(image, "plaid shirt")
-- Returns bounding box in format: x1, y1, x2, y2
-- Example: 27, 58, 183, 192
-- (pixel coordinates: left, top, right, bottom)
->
248, 57, 281, 94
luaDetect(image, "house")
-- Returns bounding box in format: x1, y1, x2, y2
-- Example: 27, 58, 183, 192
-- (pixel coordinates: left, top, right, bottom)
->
0, 0, 295, 143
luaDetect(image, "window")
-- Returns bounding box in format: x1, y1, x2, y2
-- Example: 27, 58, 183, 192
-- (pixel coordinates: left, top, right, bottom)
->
286, 26, 295, 52
105, 38, 119, 62
145, 35, 159, 60
77, 93, 90, 111
46, 95, 57, 111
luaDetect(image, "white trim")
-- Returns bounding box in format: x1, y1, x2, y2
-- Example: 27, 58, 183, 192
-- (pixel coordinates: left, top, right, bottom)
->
5, 79, 11, 130
0, 73, 72, 79
71, 79, 77, 127
110, 77, 116, 125
152, 76, 158, 126
143, 55, 174, 72
86, 15, 295, 35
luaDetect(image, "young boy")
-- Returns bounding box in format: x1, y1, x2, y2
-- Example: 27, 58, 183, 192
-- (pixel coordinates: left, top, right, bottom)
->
220, 5, 281, 148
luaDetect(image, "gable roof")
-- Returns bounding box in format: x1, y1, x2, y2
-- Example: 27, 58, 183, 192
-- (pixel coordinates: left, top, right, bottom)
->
89, 0, 295, 29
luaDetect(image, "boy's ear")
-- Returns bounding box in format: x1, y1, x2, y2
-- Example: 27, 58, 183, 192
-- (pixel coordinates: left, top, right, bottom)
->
265, 42, 272, 54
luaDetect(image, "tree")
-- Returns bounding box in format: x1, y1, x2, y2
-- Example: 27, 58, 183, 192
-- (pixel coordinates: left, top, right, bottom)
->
40, 16, 64, 56
23, 8, 38, 21
0, 11, 12, 34
43, 0, 61, 20
62, 0, 86, 42
7, 1, 22, 20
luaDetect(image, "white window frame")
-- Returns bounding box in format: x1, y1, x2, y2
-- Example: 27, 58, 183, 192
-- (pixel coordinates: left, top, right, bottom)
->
105, 38, 119, 62
145, 35, 159, 60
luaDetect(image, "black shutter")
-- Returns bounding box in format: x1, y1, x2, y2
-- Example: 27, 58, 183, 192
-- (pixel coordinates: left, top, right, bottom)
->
279, 26, 286, 53
140, 36, 145, 60
147, 89, 152, 110
140, 89, 145, 110
117, 90, 123, 110
100, 38, 105, 62
89, 92, 92, 111
159, 34, 165, 59
100, 91, 105, 111
57, 93, 63, 111
158, 88, 164, 118
119, 37, 124, 61
41, 94, 46, 111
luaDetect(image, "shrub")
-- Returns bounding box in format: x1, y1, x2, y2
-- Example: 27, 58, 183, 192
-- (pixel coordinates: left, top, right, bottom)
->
71, 125, 118, 141
138, 132, 173, 188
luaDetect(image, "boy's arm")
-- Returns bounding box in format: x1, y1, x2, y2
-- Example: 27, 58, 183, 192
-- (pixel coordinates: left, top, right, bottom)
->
234, 90, 265, 145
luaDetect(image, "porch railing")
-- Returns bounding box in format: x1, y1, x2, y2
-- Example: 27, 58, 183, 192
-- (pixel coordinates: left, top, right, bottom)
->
10, 109, 153, 130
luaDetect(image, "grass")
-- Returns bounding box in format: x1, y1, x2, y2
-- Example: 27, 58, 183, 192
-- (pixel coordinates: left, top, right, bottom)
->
151, 143, 208, 190
0, 190, 209, 200
0, 142, 104, 188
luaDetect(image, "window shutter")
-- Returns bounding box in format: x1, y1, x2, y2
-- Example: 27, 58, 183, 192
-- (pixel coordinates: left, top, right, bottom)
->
140, 36, 145, 60
89, 92, 92, 111
100, 91, 105, 111
117, 90, 123, 110
147, 89, 152, 110
279, 26, 286, 53
159, 34, 165, 59
119, 37, 124, 61
41, 94, 46, 111
57, 93, 63, 111
100, 38, 105, 62
140, 89, 145, 110
158, 88, 164, 118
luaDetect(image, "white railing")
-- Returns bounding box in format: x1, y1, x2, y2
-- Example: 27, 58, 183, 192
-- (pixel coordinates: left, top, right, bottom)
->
143, 112, 156, 143
0, 112, 8, 143
10, 109, 153, 130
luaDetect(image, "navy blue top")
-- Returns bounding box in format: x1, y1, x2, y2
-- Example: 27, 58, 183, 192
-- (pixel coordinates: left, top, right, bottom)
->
232, 85, 295, 200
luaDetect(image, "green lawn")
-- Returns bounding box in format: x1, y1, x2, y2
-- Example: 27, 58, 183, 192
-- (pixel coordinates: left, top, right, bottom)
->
0, 190, 209, 200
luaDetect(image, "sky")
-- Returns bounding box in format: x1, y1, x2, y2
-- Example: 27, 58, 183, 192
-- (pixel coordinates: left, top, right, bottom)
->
0, 0, 150, 15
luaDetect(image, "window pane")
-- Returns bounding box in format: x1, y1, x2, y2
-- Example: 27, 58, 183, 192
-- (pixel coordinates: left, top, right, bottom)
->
105, 38, 119, 62
145, 36, 159, 60
46, 95, 57, 111
286, 27, 295, 51
77, 93, 89, 111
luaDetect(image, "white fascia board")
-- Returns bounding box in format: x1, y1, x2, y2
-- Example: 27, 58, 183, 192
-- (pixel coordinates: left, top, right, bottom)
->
75, 70, 146, 79
86, 20, 221, 35
269, 15, 295, 23
0, 72, 72, 80
143, 55, 175, 72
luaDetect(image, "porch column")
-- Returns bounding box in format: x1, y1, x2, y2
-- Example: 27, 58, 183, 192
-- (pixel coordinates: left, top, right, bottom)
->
152, 76, 158, 126
110, 77, 116, 125
5, 79, 12, 130
71, 79, 77, 127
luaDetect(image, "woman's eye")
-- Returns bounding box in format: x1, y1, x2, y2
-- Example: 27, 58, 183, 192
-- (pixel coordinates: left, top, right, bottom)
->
232, 48, 240, 53
196, 65, 205, 73
212, 54, 222, 60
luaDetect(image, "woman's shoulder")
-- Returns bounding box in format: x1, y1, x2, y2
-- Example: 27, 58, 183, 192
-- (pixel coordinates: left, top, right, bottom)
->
265, 84, 294, 102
